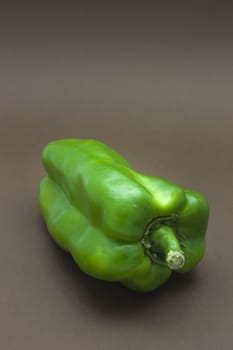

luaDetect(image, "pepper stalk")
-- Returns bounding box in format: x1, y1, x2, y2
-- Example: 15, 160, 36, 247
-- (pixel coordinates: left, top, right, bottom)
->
141, 214, 185, 270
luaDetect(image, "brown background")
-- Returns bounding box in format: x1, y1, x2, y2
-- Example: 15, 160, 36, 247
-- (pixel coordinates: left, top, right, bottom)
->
1, 2, 233, 349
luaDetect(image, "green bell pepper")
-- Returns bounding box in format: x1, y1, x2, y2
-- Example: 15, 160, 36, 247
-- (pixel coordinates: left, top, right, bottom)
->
39, 139, 209, 292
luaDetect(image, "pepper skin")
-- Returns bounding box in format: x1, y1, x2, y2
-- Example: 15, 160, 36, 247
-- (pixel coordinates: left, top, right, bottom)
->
39, 139, 209, 292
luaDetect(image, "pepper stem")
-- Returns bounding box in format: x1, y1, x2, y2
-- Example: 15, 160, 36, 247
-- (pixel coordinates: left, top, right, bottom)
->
141, 214, 185, 270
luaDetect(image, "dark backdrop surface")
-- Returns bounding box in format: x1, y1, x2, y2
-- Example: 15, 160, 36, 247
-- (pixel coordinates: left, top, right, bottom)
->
1, 3, 233, 349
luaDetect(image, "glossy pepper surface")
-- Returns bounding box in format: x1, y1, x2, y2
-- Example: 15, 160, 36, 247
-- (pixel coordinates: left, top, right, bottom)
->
39, 139, 209, 292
